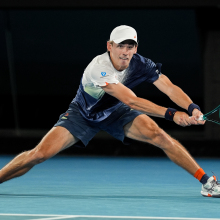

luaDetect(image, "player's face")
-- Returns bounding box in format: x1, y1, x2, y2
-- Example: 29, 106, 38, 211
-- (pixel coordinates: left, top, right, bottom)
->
107, 42, 137, 71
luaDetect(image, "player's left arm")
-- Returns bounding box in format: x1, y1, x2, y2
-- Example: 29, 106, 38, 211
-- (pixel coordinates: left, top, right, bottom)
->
153, 74, 204, 125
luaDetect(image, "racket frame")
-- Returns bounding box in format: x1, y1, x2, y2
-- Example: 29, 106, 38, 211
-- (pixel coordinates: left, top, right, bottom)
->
201, 105, 220, 125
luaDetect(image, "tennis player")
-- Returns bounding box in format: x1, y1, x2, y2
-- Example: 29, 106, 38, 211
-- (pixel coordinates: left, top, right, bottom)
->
0, 25, 219, 197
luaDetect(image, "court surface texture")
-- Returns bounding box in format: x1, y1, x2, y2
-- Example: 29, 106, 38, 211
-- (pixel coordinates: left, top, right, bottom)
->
0, 155, 220, 220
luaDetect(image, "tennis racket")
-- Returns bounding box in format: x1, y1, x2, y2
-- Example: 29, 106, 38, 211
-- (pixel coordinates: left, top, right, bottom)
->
197, 105, 220, 125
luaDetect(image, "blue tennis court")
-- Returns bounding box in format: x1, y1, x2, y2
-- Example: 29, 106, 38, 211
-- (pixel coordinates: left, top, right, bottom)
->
0, 156, 220, 220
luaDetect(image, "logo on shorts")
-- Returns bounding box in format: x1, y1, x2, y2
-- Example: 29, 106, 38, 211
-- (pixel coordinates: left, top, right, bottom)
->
101, 72, 106, 76
61, 112, 69, 119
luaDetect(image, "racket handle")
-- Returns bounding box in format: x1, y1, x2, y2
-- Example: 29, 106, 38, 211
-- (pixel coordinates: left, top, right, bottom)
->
189, 115, 204, 121
198, 115, 204, 121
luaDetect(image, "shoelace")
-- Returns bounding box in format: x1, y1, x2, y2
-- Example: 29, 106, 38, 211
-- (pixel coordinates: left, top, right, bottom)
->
212, 171, 220, 185
205, 172, 220, 192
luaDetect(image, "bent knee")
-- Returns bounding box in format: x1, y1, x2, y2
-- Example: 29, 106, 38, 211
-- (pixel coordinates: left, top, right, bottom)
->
140, 122, 163, 140
27, 147, 48, 165
149, 127, 166, 143
141, 124, 171, 146
148, 128, 175, 149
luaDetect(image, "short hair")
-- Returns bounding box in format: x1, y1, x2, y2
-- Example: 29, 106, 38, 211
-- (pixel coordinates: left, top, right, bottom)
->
108, 40, 138, 47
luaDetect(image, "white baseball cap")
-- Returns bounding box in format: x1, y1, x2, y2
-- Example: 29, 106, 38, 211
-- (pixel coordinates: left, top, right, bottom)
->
110, 25, 137, 44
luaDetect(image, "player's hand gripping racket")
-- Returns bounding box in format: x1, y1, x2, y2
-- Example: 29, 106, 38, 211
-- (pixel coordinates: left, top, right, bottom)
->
197, 105, 220, 125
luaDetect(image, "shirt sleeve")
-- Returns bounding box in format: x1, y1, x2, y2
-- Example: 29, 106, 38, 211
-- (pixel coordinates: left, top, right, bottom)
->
144, 59, 162, 83
89, 64, 119, 86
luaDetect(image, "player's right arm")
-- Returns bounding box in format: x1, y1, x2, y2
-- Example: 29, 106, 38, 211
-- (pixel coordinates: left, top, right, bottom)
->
102, 82, 166, 118
101, 82, 198, 126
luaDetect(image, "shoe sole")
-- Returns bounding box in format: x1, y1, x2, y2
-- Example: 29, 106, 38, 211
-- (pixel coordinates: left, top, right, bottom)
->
201, 191, 220, 198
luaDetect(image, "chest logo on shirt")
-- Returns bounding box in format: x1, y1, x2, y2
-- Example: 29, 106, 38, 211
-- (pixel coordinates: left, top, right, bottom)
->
101, 72, 106, 76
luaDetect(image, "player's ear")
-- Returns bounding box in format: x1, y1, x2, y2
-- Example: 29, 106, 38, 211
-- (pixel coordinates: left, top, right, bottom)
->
134, 45, 138, 54
107, 41, 112, 52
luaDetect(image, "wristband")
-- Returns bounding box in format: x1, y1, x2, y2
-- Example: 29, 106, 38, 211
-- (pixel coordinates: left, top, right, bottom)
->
165, 108, 177, 121
188, 103, 201, 116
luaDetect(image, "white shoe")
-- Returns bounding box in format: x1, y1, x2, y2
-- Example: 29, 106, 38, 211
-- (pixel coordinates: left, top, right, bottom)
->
201, 176, 220, 197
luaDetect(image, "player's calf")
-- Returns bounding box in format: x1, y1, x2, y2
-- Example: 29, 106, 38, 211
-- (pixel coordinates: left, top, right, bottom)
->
0, 146, 48, 183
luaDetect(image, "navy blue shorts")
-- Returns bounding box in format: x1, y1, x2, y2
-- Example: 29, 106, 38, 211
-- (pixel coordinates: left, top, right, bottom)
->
54, 103, 143, 148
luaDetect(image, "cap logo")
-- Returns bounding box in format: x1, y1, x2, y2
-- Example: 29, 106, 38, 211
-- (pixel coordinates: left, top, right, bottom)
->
134, 36, 136, 38
101, 72, 106, 76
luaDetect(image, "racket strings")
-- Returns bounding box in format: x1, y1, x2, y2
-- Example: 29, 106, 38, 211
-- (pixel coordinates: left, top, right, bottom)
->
205, 118, 220, 125
204, 105, 220, 117
203, 105, 220, 125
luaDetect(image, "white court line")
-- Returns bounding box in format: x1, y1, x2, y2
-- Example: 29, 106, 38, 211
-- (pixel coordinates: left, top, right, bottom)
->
0, 214, 60, 216
75, 216, 220, 220
0, 214, 220, 220
28, 217, 76, 220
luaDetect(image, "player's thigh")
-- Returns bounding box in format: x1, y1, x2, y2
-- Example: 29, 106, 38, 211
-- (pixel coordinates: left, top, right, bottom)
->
35, 126, 79, 159
124, 114, 162, 142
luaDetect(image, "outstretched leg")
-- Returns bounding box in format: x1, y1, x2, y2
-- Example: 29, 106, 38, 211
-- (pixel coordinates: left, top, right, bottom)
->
124, 114, 200, 175
0, 126, 78, 183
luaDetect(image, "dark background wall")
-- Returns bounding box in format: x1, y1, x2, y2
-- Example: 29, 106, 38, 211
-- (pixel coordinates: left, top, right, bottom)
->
0, 4, 219, 156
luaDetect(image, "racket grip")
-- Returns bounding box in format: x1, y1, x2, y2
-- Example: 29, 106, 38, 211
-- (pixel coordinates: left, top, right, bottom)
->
189, 115, 204, 121
198, 115, 204, 121
189, 115, 205, 121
